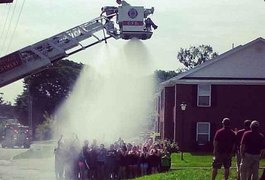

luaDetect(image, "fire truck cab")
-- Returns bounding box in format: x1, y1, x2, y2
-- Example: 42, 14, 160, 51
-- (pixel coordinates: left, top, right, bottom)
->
1, 123, 32, 148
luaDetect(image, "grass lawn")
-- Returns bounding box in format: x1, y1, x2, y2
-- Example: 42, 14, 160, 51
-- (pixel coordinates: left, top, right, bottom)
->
135, 153, 265, 180
13, 147, 265, 179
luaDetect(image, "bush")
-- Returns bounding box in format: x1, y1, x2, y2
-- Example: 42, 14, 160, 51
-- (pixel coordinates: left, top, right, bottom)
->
35, 112, 55, 140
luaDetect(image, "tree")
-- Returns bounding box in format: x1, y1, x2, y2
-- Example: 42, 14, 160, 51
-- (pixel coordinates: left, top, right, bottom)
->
14, 90, 30, 125
14, 59, 83, 127
35, 111, 55, 140
177, 45, 218, 70
155, 45, 217, 85
0, 93, 15, 118
155, 69, 184, 84
0, 93, 3, 104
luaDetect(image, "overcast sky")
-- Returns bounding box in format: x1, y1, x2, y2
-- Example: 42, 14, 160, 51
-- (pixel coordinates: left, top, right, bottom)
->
0, 0, 265, 103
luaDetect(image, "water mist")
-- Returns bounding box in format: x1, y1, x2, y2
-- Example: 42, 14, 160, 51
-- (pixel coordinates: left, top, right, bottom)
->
55, 40, 155, 145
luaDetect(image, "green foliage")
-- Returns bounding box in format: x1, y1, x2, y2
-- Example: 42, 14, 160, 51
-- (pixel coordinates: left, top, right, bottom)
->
26, 59, 83, 101
14, 59, 83, 129
155, 69, 182, 84
35, 112, 56, 140
0, 93, 4, 104
177, 45, 218, 70
0, 92, 14, 118
0, 104, 15, 118
154, 68, 186, 88
14, 92, 29, 125
155, 45, 217, 85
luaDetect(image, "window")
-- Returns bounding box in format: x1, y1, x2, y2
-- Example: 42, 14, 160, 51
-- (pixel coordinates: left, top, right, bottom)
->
197, 84, 211, 107
196, 122, 210, 145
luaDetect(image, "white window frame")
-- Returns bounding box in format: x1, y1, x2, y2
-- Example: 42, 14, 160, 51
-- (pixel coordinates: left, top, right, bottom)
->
197, 84, 211, 107
196, 122, 211, 145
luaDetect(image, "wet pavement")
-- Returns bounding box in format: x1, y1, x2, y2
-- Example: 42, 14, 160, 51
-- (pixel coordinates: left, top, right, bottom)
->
0, 145, 56, 180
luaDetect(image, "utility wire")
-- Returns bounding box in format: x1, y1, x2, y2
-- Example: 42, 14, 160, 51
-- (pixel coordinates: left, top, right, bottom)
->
0, 4, 12, 56
6, 0, 26, 54
0, 0, 18, 56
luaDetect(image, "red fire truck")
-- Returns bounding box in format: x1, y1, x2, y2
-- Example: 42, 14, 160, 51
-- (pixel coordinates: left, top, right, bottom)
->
1, 123, 32, 148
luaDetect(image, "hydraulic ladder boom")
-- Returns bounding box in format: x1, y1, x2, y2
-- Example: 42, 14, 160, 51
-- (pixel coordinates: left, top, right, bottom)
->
0, 1, 157, 88
0, 17, 109, 88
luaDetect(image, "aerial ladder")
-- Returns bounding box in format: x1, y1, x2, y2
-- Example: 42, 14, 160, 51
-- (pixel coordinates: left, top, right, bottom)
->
0, 1, 157, 88
0, 0, 14, 4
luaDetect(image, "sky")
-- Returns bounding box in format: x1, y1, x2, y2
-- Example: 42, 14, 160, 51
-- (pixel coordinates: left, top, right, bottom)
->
0, 0, 265, 103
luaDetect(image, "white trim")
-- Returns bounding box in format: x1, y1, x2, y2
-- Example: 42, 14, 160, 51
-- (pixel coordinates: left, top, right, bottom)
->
165, 79, 265, 86
196, 122, 211, 145
197, 84, 211, 107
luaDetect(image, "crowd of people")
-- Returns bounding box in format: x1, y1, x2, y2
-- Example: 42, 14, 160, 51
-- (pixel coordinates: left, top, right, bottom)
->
54, 118, 265, 180
54, 136, 179, 180
211, 118, 265, 180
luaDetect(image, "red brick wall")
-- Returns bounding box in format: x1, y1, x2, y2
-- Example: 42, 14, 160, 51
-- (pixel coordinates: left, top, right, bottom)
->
161, 84, 265, 152
163, 86, 175, 141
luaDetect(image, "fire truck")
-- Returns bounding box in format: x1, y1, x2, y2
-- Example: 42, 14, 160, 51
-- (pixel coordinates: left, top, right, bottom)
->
1, 123, 32, 148
0, 0, 157, 88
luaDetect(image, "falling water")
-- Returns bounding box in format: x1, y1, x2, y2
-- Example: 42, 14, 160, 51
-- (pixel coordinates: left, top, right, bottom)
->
56, 40, 155, 144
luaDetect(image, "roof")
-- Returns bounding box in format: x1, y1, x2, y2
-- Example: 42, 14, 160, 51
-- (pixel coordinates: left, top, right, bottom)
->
161, 37, 265, 88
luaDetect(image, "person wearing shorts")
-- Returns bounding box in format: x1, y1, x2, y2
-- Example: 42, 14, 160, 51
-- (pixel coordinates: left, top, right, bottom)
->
211, 118, 236, 180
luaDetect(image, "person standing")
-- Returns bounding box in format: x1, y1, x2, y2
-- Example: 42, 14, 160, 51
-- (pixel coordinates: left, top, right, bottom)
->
105, 144, 118, 179
54, 135, 65, 180
160, 146, 171, 172
236, 120, 252, 180
82, 140, 90, 179
139, 146, 149, 176
240, 120, 265, 180
211, 118, 236, 180
96, 144, 107, 180
117, 145, 127, 179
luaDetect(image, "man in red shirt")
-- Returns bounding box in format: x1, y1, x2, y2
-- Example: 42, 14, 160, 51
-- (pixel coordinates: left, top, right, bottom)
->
240, 120, 265, 180
211, 118, 236, 180
236, 120, 251, 180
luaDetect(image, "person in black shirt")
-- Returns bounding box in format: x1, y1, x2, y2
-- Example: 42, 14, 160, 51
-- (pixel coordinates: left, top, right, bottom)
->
117, 145, 127, 179
105, 144, 118, 179
139, 146, 149, 176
